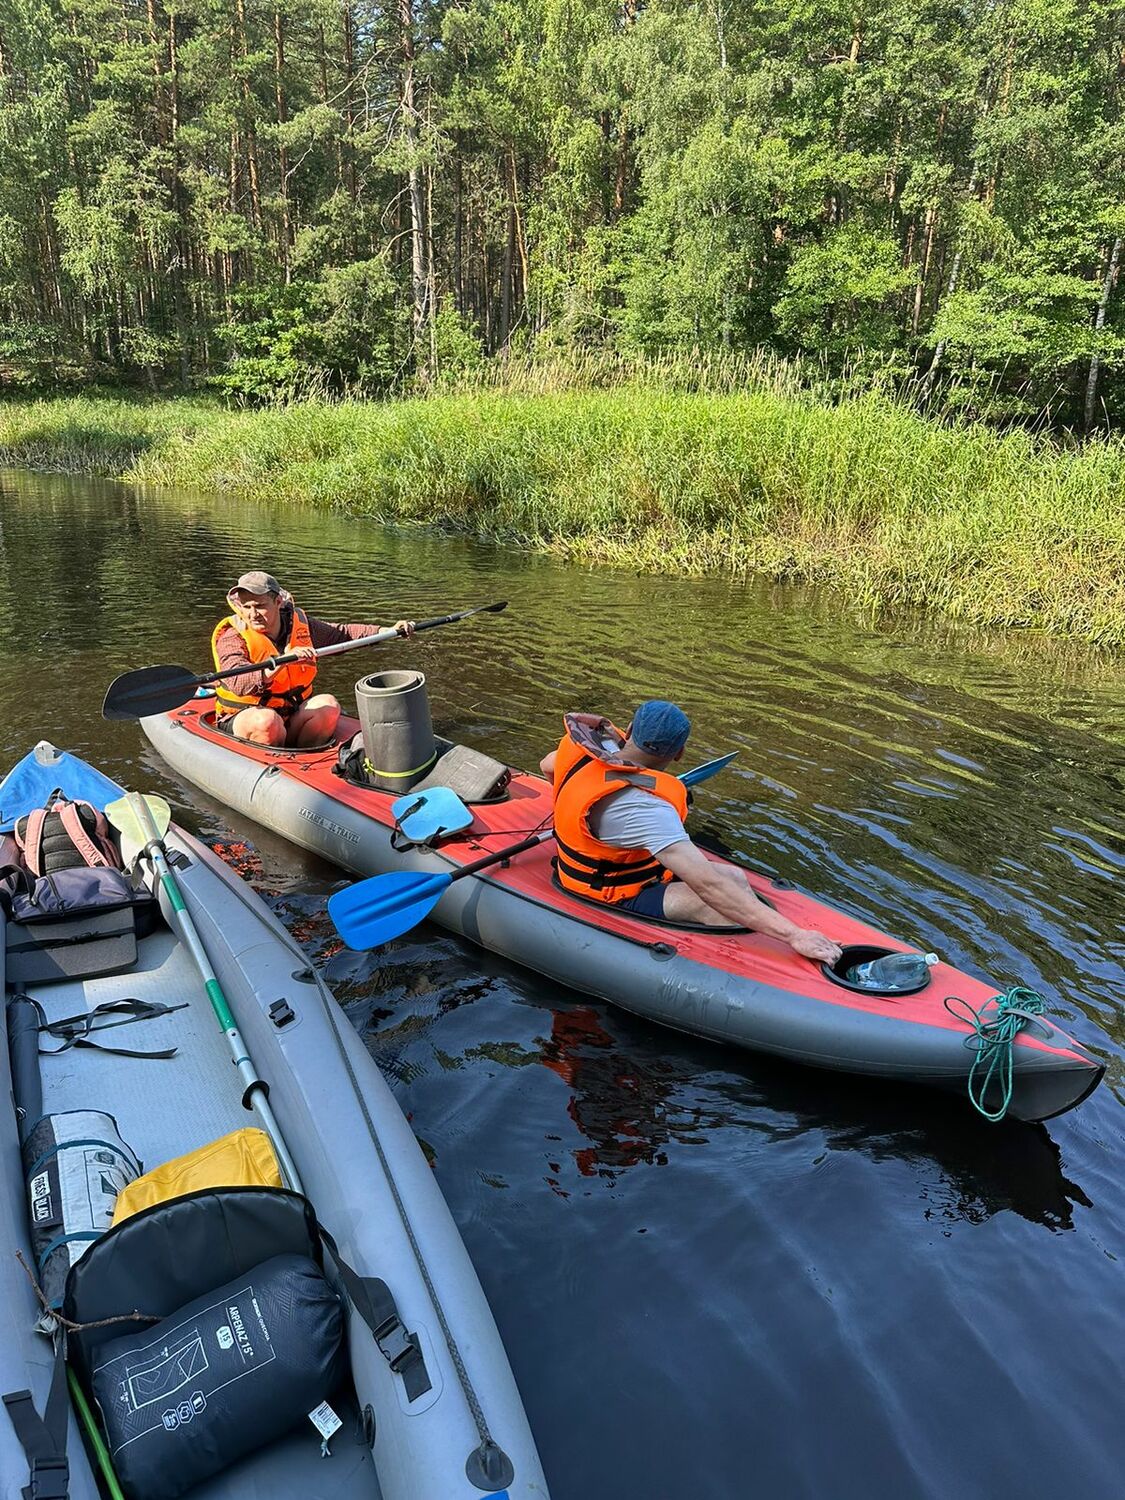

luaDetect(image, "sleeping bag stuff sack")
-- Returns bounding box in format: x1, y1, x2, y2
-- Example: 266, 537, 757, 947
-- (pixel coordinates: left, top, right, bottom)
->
22, 1110, 141, 1308
89, 1252, 346, 1499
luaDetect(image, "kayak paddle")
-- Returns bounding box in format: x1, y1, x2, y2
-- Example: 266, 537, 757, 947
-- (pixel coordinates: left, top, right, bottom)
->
329, 831, 553, 949
328, 751, 738, 950
105, 791, 303, 1192
102, 600, 509, 721
679, 750, 738, 788
112, 791, 171, 869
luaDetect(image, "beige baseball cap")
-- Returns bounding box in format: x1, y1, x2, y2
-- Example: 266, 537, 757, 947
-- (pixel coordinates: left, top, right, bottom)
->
228, 570, 282, 601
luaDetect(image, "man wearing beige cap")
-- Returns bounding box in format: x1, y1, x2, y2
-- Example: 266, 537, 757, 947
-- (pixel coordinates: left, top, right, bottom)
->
210, 571, 414, 747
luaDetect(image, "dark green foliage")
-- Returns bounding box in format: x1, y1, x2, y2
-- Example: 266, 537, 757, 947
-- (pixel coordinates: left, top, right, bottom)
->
1, 0, 1124, 425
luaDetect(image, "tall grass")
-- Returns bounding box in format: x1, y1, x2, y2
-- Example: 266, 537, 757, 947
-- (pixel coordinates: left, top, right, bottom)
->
3, 380, 1125, 644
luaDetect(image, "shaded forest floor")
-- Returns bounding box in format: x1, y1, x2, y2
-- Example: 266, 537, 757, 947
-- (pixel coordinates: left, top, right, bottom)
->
3, 386, 1125, 645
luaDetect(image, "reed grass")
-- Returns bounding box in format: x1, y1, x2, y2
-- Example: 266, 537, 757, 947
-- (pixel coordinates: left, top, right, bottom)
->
4, 379, 1125, 645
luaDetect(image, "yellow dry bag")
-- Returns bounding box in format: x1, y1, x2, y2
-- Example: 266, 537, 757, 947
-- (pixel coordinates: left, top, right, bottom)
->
111, 1127, 282, 1225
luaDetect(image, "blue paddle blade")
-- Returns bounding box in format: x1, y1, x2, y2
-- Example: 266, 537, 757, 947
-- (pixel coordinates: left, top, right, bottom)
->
679, 751, 739, 789
328, 868, 454, 949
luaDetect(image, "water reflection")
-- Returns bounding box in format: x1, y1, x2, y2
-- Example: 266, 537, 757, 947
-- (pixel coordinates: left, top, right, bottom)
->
267, 873, 1096, 1234
3, 467, 1124, 1499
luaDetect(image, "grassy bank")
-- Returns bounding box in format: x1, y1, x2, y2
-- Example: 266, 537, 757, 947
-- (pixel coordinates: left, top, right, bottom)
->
3, 384, 1125, 644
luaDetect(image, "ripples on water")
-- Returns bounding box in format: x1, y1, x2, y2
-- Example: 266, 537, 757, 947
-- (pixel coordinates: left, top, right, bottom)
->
3, 471, 1124, 1498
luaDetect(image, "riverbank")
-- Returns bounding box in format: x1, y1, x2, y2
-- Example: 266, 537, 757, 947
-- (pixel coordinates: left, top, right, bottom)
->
3, 387, 1125, 644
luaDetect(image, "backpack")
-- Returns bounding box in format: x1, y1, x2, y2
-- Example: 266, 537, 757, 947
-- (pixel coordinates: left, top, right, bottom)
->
14, 791, 120, 876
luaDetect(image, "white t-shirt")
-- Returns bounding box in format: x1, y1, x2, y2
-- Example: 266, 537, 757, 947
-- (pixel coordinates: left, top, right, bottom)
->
588, 785, 689, 857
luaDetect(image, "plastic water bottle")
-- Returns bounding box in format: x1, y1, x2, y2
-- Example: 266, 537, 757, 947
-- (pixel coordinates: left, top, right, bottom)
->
847, 951, 938, 990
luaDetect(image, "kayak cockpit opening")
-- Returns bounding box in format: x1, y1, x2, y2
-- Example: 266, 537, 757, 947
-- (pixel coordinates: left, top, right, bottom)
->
822, 944, 934, 997
201, 707, 340, 755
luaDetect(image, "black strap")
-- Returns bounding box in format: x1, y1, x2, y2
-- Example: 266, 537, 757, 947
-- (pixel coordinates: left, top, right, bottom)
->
17, 994, 184, 1060
318, 1227, 432, 1403
554, 832, 661, 874
266, 684, 310, 710
554, 834, 665, 890
3, 1335, 69, 1499
555, 753, 592, 794
555, 855, 665, 890
390, 796, 426, 853
6, 923, 132, 952
215, 683, 307, 714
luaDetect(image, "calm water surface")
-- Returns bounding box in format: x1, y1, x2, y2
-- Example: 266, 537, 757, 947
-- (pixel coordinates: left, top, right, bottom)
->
3, 470, 1124, 1498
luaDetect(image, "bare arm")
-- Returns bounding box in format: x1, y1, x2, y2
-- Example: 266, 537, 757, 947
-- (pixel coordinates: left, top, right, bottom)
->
658, 841, 842, 962
540, 749, 558, 777
306, 618, 415, 647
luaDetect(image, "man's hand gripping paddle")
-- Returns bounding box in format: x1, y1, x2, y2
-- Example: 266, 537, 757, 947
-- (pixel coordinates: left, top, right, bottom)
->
102, 601, 509, 721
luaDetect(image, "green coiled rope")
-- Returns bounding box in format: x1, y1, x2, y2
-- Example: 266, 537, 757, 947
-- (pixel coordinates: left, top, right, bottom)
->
943, 987, 1047, 1121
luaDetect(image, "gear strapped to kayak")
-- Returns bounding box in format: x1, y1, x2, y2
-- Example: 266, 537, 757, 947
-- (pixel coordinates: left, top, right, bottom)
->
89, 1251, 346, 1499
63, 1186, 433, 1499
15, 793, 120, 876
22, 1107, 142, 1310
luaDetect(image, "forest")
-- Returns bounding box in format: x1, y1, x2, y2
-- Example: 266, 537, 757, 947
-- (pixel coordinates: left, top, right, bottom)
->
1, 0, 1124, 428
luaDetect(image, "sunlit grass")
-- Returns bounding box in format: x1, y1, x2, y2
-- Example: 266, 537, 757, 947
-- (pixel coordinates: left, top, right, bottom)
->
3, 380, 1125, 644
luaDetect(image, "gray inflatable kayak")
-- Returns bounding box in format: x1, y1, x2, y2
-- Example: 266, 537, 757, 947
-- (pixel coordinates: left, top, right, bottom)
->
0, 742, 548, 1500
140, 703, 1105, 1123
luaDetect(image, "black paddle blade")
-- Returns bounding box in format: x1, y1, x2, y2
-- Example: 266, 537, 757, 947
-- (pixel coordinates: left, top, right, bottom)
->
483, 600, 508, 612
102, 664, 204, 721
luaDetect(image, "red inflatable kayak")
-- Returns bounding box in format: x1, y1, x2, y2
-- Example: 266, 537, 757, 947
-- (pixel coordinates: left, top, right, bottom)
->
142, 701, 1105, 1123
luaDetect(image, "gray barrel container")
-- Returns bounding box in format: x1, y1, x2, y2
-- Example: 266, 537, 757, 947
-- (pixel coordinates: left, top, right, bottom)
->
355, 670, 438, 793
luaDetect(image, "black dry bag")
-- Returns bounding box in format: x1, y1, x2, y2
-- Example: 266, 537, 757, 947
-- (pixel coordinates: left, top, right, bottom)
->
89, 1252, 346, 1499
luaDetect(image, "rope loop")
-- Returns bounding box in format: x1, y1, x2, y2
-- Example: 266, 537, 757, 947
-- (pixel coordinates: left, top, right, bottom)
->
943, 986, 1048, 1122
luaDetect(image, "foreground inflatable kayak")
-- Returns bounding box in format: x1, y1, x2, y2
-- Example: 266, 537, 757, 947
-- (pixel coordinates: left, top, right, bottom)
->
0, 742, 548, 1500
142, 703, 1105, 1123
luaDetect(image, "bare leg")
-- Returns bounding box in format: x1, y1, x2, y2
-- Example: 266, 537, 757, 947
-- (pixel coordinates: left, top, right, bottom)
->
287, 693, 341, 747
660, 864, 759, 926
229, 707, 287, 746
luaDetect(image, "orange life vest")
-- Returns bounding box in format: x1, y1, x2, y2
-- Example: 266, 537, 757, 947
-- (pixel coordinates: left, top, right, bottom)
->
552, 714, 688, 904
210, 604, 317, 717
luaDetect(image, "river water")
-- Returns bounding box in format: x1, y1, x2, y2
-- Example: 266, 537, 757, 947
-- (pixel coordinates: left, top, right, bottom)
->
3, 468, 1124, 1498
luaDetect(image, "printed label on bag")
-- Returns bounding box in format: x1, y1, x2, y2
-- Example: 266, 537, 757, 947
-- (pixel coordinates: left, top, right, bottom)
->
308, 1401, 342, 1441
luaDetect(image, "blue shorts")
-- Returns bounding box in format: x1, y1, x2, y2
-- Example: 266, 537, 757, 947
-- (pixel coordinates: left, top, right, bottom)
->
615, 882, 670, 918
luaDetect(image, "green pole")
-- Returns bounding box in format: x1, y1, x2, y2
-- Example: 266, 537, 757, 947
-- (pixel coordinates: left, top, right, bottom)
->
126, 793, 303, 1192
68, 1368, 125, 1500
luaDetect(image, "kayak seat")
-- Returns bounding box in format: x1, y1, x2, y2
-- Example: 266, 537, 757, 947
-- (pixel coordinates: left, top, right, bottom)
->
549, 871, 754, 933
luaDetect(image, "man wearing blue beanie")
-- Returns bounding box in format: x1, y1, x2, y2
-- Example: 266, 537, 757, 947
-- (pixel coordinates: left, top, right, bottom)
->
543, 702, 841, 963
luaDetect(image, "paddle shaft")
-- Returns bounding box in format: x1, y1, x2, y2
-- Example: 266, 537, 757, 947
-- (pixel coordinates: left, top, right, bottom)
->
446, 829, 555, 883
129, 794, 303, 1193
102, 600, 510, 720
194, 601, 507, 690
